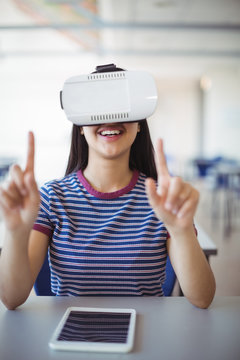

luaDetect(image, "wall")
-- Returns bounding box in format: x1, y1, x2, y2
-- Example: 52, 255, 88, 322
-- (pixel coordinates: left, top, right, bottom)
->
203, 66, 240, 160
148, 77, 201, 175
0, 55, 99, 185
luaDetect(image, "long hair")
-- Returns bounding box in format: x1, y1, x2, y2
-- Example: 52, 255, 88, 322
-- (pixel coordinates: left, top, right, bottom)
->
65, 65, 157, 180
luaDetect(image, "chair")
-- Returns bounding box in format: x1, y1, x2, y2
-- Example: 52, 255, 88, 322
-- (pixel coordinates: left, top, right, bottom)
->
162, 256, 176, 296
34, 253, 55, 296
34, 254, 177, 296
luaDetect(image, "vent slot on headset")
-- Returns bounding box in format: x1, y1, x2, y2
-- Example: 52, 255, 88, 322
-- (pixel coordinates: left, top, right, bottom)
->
90, 113, 129, 122
87, 72, 126, 81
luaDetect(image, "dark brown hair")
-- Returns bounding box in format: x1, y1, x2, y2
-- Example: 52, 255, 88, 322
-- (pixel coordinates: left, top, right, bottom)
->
65, 65, 157, 180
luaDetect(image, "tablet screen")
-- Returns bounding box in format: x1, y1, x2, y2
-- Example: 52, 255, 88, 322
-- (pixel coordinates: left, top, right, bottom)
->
57, 310, 131, 343
49, 307, 136, 353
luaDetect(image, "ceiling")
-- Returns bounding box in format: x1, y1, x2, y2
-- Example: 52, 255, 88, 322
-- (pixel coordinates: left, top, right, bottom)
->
0, 0, 240, 59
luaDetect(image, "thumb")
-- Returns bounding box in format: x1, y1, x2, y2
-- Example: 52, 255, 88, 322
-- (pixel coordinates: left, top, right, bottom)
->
145, 178, 161, 209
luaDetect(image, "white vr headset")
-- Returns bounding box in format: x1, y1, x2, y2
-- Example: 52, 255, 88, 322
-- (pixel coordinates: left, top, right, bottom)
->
60, 64, 158, 126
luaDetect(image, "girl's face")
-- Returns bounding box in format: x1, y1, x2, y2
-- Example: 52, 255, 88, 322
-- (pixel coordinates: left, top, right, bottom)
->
81, 122, 140, 161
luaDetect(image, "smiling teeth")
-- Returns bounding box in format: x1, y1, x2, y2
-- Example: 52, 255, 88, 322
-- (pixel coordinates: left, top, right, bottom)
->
100, 130, 121, 136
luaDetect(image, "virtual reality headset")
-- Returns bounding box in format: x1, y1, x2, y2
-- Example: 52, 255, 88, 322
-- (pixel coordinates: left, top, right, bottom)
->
60, 64, 158, 126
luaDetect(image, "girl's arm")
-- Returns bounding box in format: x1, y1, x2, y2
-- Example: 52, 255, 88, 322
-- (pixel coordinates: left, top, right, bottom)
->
0, 132, 49, 310
166, 229, 215, 308
146, 138, 216, 308
0, 230, 49, 310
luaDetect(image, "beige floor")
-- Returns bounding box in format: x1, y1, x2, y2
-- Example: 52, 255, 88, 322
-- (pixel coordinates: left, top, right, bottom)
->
194, 181, 240, 296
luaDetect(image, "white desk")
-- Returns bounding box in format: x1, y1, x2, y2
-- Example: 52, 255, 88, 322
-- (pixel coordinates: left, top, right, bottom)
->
0, 296, 239, 360
195, 222, 218, 260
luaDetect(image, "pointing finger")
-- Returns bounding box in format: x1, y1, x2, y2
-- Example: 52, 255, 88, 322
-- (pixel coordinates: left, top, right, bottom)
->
25, 131, 35, 174
155, 139, 170, 178
155, 139, 170, 197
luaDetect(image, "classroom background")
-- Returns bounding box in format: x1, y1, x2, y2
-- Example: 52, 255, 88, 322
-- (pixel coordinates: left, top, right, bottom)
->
0, 0, 240, 296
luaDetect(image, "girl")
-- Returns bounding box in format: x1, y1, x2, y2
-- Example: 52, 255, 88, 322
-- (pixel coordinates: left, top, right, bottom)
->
0, 68, 215, 310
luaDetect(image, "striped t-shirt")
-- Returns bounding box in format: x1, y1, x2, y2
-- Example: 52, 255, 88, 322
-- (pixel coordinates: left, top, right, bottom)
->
33, 170, 168, 296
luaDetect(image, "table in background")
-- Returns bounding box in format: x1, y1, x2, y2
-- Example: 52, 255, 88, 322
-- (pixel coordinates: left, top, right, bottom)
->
195, 222, 217, 261
0, 296, 239, 360
211, 164, 240, 235
0, 157, 16, 183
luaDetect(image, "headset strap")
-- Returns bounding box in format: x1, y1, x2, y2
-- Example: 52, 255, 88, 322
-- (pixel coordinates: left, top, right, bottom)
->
95, 64, 117, 72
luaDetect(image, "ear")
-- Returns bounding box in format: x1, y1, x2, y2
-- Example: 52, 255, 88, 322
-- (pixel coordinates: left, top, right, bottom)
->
80, 127, 84, 135
137, 123, 141, 133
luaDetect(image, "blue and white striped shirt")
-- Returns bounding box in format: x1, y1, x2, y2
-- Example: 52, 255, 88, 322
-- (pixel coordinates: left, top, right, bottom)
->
34, 170, 168, 296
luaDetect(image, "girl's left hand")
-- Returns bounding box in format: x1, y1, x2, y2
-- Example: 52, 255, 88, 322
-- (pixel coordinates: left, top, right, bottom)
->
145, 138, 199, 232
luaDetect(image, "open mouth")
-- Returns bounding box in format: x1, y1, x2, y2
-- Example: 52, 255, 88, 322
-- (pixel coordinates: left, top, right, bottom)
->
99, 129, 123, 137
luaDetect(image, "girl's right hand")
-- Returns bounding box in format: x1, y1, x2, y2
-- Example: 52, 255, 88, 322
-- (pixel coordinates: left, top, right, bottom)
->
0, 132, 40, 233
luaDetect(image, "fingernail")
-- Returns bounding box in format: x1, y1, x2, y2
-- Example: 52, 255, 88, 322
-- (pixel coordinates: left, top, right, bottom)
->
177, 212, 183, 219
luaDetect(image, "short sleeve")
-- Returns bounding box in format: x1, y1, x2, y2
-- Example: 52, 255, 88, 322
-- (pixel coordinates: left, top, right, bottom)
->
33, 185, 53, 237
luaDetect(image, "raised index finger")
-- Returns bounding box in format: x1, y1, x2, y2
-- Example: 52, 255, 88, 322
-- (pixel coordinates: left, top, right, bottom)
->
25, 131, 35, 174
155, 138, 170, 178
155, 138, 171, 197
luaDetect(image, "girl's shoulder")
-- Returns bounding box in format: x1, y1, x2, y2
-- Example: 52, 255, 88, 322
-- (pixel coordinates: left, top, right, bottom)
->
40, 172, 80, 196
135, 171, 154, 189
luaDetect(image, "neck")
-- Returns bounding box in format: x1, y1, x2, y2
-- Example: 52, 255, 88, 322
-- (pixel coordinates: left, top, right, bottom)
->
83, 157, 133, 193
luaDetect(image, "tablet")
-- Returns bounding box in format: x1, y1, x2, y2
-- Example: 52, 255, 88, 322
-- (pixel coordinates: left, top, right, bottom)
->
49, 307, 136, 353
